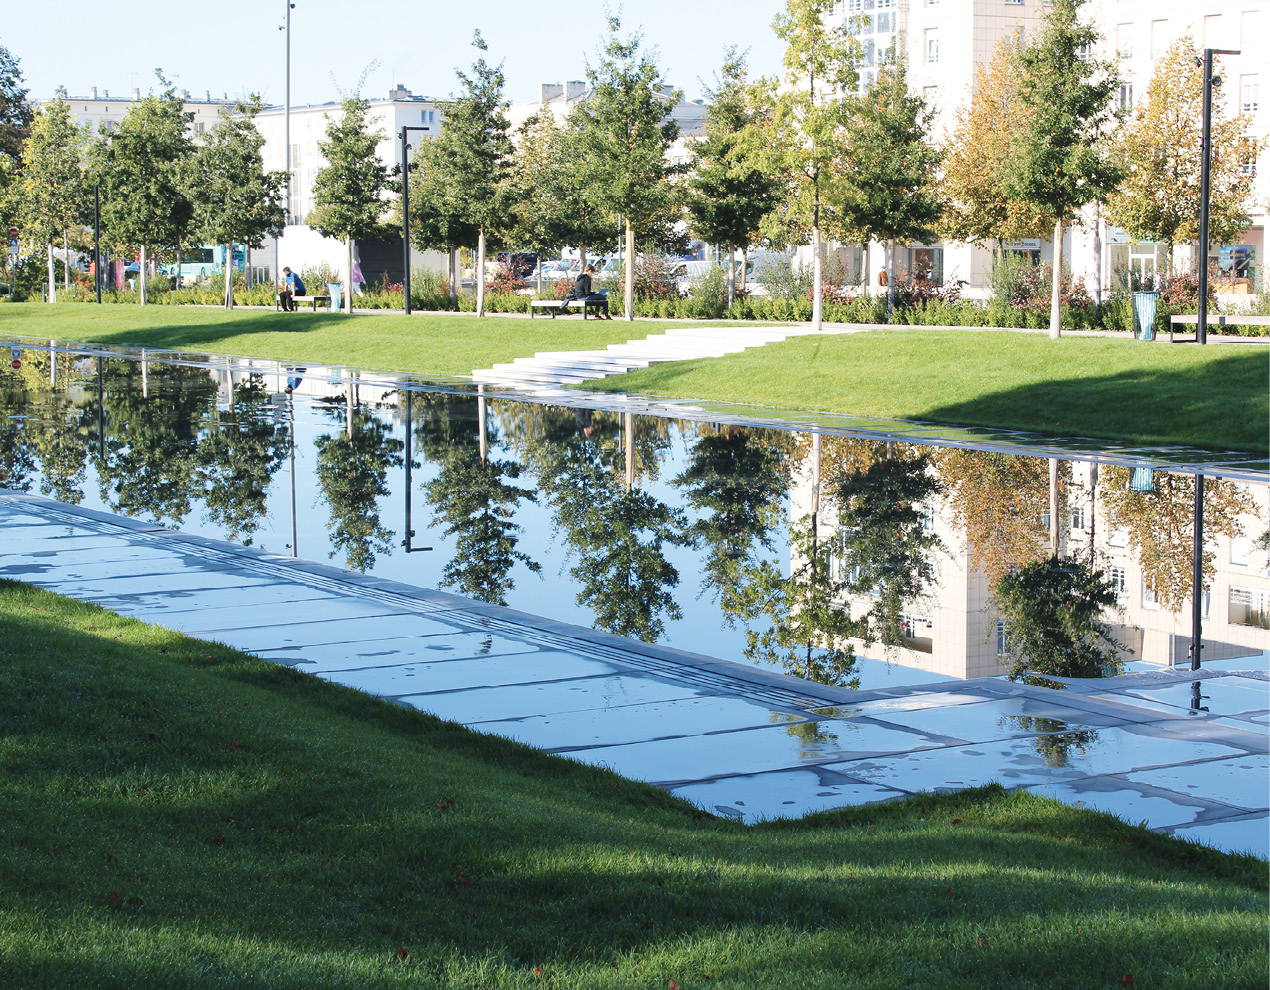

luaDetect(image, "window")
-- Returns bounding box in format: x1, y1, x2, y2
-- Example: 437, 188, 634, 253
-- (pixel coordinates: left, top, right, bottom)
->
1231, 536, 1251, 567
1241, 75, 1259, 113
1075, 42, 1092, 61
1071, 506, 1086, 531
919, 504, 936, 535
899, 614, 934, 653
1005, 0, 1023, 6
926, 30, 939, 63
1109, 566, 1127, 601
1229, 587, 1270, 629
1116, 23, 1133, 59
1238, 137, 1259, 179
1142, 579, 1159, 609
1118, 83, 1134, 112
996, 620, 1011, 656
1150, 19, 1168, 59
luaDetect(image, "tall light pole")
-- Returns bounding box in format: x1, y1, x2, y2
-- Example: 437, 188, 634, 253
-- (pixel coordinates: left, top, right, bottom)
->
399, 125, 429, 316
284, 3, 295, 225
1196, 47, 1239, 346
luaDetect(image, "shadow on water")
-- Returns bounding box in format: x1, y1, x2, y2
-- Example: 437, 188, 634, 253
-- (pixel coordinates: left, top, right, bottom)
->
919, 353, 1269, 455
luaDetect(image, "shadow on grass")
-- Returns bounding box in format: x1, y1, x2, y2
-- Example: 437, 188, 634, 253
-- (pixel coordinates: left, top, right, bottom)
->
3, 580, 1266, 988
918, 350, 1269, 454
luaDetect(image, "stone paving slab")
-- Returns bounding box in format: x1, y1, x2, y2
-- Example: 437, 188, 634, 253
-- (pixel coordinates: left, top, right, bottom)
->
2, 488, 1267, 860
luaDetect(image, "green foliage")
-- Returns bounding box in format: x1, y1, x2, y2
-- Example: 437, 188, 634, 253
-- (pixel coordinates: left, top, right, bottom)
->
992, 554, 1122, 682
309, 97, 389, 242
314, 405, 403, 572
17, 98, 88, 248
0, 44, 33, 162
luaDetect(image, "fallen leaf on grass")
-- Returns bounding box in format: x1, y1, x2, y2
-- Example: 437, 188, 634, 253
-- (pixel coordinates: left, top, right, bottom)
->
231, 740, 240, 751
458, 872, 470, 887
1122, 977, 1134, 986
396, 948, 408, 960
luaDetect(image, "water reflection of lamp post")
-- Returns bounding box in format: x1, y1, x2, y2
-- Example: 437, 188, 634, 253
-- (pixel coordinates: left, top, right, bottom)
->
1195, 47, 1240, 346
289, 385, 298, 557
401, 389, 433, 553
1190, 473, 1205, 669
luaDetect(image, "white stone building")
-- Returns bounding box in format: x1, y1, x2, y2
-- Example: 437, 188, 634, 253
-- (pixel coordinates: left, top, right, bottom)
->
49, 86, 237, 140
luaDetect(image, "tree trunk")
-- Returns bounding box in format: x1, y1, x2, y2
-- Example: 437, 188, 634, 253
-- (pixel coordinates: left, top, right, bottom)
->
46, 243, 56, 304
741, 247, 749, 298
62, 232, 68, 292
139, 244, 147, 306
448, 244, 458, 300
1049, 218, 1063, 339
224, 241, 234, 309
726, 244, 736, 309
811, 223, 823, 331
886, 239, 896, 320
347, 238, 355, 315
624, 223, 635, 322
536, 245, 543, 295
1049, 457, 1060, 554
476, 228, 486, 318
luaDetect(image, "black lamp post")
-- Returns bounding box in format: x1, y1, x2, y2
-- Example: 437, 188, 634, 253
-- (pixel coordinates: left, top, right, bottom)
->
1196, 47, 1240, 346
399, 125, 430, 316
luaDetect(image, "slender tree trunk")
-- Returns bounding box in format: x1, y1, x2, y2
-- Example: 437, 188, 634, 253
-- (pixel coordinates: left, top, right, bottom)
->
347, 238, 355, 315
46, 243, 56, 304
1092, 216, 1102, 306
448, 244, 458, 300
1049, 457, 1060, 554
536, 245, 543, 295
727, 244, 736, 309
886, 239, 896, 319
1049, 218, 1063, 339
811, 198, 823, 331
62, 232, 68, 292
476, 228, 486, 318
139, 244, 147, 306
741, 247, 749, 298
624, 223, 635, 322
224, 241, 234, 309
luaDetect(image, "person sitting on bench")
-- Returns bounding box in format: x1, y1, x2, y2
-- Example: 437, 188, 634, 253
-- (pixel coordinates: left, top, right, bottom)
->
560, 265, 613, 318
281, 267, 306, 311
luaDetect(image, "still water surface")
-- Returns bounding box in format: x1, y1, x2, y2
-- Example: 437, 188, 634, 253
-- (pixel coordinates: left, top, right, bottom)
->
2, 347, 1266, 689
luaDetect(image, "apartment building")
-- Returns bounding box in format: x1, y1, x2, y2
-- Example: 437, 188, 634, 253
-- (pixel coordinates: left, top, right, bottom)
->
49, 86, 237, 139
822, 0, 1269, 297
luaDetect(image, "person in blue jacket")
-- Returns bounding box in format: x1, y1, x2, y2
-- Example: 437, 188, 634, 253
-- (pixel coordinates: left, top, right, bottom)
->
281, 267, 306, 311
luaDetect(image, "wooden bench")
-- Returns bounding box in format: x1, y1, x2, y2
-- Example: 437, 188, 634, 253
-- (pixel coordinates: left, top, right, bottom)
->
529, 296, 610, 320
1167, 314, 1270, 342
276, 292, 333, 312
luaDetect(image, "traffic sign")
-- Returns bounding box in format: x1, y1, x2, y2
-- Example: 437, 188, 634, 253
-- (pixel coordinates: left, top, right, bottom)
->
10, 359, 20, 371
10, 346, 21, 371
7, 227, 16, 238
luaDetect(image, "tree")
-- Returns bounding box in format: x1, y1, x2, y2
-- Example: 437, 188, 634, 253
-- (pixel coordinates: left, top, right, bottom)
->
189, 99, 286, 309
1105, 36, 1262, 271
1008, 0, 1121, 338
17, 98, 87, 304
835, 58, 943, 317
939, 33, 1051, 252
992, 555, 1122, 682
92, 74, 195, 305
0, 45, 33, 163
310, 95, 389, 316
686, 49, 778, 307
759, 0, 859, 330
575, 16, 681, 321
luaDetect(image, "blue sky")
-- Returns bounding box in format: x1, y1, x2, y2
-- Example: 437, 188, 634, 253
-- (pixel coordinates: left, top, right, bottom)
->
9, 1, 788, 107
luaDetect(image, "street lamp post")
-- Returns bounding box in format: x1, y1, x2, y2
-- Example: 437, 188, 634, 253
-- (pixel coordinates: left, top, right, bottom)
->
1196, 47, 1239, 346
283, 3, 295, 225
399, 125, 430, 316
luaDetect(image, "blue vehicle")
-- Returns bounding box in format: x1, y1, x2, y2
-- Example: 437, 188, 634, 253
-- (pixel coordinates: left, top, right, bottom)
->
161, 244, 246, 282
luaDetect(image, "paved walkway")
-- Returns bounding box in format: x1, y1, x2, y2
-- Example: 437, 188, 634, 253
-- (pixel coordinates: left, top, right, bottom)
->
3, 490, 1267, 859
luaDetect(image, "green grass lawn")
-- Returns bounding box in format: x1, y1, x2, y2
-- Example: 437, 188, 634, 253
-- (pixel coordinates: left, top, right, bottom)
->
2, 579, 1265, 989
3, 304, 1266, 452
0, 302, 710, 379
585, 330, 1270, 454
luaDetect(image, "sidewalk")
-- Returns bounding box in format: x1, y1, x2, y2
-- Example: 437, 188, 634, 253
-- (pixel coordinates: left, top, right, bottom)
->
2, 489, 1266, 859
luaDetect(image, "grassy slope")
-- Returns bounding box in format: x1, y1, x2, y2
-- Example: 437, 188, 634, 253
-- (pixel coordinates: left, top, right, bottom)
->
584, 331, 1270, 454
3, 305, 1265, 451
0, 303, 714, 379
1, 580, 1265, 989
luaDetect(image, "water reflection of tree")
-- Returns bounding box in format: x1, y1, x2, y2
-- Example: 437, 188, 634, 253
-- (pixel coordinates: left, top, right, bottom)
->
938, 449, 1068, 584
94, 362, 218, 527
829, 443, 944, 650
731, 515, 862, 688
0, 373, 38, 491
31, 391, 92, 504
196, 376, 290, 546
314, 399, 402, 572
992, 554, 1122, 683
671, 425, 792, 610
1003, 715, 1098, 768
416, 394, 540, 606
527, 407, 694, 643
1100, 466, 1254, 612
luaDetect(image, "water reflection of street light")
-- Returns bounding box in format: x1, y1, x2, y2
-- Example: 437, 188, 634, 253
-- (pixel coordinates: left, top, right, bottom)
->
402, 389, 433, 552
1195, 47, 1239, 346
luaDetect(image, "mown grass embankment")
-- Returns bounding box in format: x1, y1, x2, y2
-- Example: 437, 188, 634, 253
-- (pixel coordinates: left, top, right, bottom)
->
1, 579, 1265, 989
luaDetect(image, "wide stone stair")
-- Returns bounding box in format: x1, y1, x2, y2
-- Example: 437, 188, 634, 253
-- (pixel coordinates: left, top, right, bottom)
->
470, 324, 824, 389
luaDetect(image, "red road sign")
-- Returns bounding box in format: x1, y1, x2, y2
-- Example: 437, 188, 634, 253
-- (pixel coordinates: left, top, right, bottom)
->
7, 228, 16, 238
11, 359, 21, 370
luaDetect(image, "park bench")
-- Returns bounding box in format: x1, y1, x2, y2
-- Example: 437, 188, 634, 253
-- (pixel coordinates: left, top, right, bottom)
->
1167, 314, 1270, 342
275, 292, 333, 312
529, 296, 610, 320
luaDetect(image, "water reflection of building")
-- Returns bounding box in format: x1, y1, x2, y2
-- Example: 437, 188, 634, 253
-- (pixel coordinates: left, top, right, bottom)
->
791, 444, 1269, 681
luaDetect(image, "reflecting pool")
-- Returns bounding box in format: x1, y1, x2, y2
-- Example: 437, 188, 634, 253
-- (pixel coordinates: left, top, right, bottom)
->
1, 344, 1266, 691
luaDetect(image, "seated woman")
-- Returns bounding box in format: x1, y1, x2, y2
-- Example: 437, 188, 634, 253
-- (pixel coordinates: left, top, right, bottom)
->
560, 265, 612, 318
